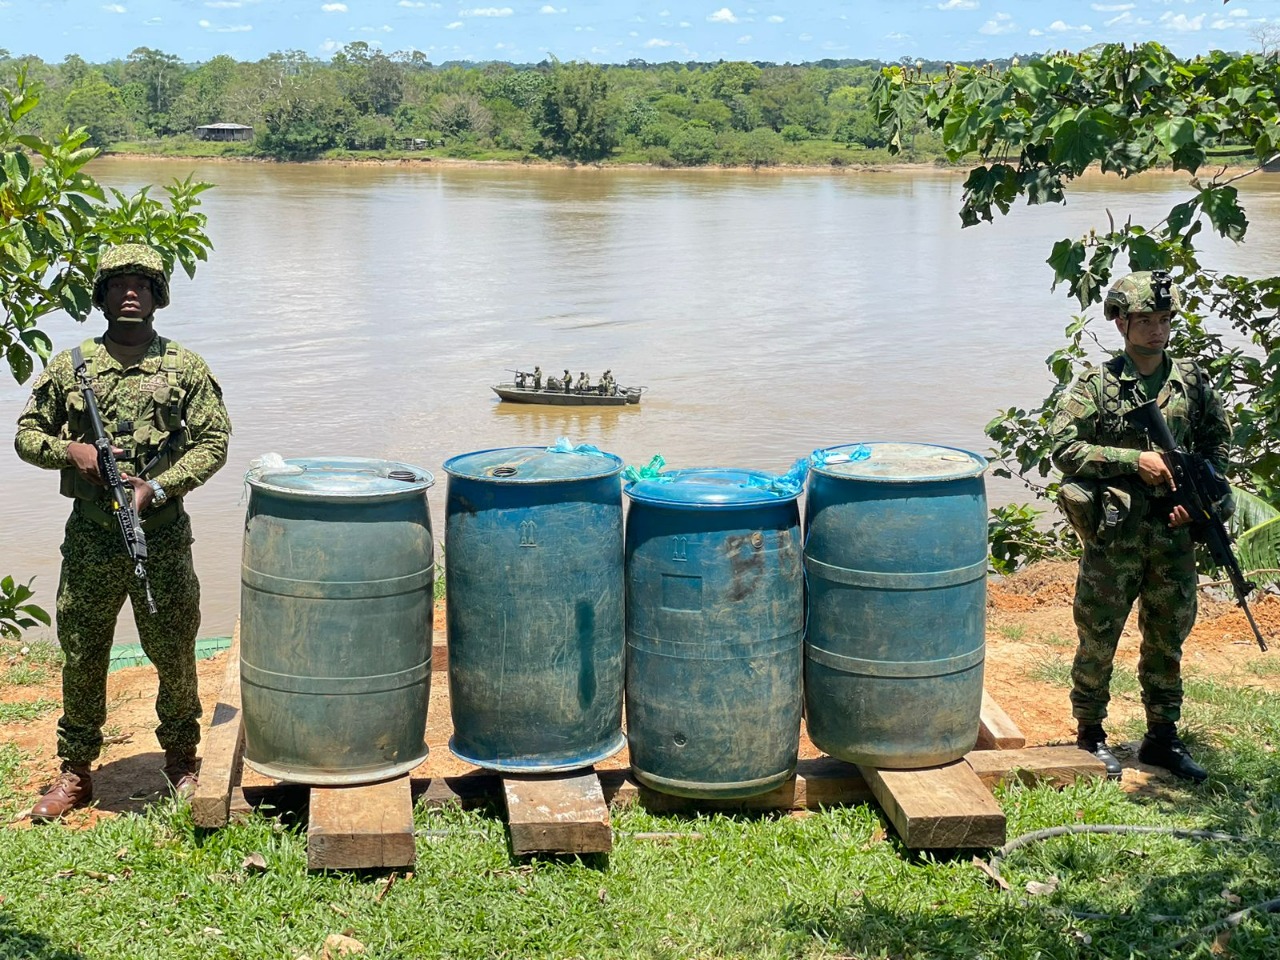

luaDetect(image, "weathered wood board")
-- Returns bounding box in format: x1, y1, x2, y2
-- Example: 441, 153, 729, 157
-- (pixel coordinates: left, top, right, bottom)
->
502, 770, 612, 856
976, 689, 1027, 751
307, 775, 416, 871
858, 760, 1007, 849
191, 623, 244, 828
965, 746, 1106, 789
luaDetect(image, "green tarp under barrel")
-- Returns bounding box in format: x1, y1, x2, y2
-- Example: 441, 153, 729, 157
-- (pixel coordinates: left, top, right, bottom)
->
804, 442, 988, 769
240, 456, 435, 785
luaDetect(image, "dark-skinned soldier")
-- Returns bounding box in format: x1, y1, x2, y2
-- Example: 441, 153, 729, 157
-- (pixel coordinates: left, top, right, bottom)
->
15, 244, 231, 820
1049, 271, 1231, 783
533, 366, 543, 390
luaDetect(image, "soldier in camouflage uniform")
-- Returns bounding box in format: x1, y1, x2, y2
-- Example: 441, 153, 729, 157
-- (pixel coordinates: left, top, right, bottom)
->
1049, 271, 1231, 783
15, 244, 231, 820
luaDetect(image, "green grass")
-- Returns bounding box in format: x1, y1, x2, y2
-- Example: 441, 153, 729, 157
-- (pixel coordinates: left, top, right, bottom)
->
1027, 657, 1140, 697
1244, 656, 1280, 678
0, 698, 57, 725
1, 679, 1279, 958
1, 662, 51, 686
1045, 631, 1073, 648
997, 622, 1027, 641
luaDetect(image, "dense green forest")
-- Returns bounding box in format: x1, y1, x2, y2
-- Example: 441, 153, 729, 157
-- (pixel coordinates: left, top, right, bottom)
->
0, 45, 1000, 165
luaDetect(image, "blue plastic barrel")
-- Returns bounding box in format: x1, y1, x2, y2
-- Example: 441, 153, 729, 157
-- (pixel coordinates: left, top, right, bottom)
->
625, 468, 804, 798
240, 457, 435, 785
443, 445, 625, 772
804, 442, 988, 769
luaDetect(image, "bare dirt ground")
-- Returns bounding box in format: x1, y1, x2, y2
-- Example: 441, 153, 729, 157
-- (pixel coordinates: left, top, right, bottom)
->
5, 564, 1280, 827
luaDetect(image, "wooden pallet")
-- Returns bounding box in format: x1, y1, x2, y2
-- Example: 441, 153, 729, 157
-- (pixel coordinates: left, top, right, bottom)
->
194, 633, 1105, 856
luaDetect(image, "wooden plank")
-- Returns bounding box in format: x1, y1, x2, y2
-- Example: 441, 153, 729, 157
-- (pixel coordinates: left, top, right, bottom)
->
858, 760, 1006, 849
604, 758, 873, 812
976, 689, 1026, 751
307, 775, 416, 871
503, 770, 612, 856
191, 622, 245, 828
965, 746, 1107, 790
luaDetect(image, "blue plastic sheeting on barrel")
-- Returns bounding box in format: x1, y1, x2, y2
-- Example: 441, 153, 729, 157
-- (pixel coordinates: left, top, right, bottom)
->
240, 457, 435, 785
804, 442, 988, 769
443, 445, 626, 773
625, 468, 804, 798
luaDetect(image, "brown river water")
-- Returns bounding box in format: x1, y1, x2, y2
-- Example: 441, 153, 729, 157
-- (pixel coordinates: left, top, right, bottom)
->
3, 159, 1279, 643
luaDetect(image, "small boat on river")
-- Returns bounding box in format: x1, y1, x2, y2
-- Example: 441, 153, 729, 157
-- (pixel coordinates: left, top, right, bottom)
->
492, 382, 644, 407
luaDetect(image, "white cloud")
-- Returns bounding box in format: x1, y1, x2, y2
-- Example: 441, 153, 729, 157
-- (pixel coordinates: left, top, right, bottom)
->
980, 12, 1016, 35
102, 3, 126, 12
644, 37, 673, 47
708, 8, 737, 24
539, 4, 564, 12
1028, 28, 1043, 36
886, 31, 910, 41
767, 15, 783, 23
1229, 7, 1249, 16
679, 21, 690, 27
1160, 12, 1204, 31
321, 2, 346, 11
205, 1, 242, 8
737, 34, 751, 42
460, 6, 513, 15
936, 0, 978, 10
398, 1, 426, 7
1090, 2, 1133, 10
145, 16, 160, 23
198, 19, 252, 32
320, 38, 340, 52
1048, 20, 1093, 33
445, 20, 463, 28
1104, 12, 1131, 26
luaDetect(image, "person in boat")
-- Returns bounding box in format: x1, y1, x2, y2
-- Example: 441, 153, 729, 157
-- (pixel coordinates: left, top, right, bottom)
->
533, 366, 543, 390
577, 372, 590, 393
515, 371, 528, 388
601, 370, 614, 395
563, 369, 572, 394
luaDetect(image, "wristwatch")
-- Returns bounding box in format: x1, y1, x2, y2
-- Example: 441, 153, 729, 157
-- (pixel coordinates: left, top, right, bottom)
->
146, 479, 169, 506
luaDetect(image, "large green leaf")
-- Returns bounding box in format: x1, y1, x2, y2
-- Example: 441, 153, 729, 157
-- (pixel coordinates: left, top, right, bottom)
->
1236, 515, 1280, 585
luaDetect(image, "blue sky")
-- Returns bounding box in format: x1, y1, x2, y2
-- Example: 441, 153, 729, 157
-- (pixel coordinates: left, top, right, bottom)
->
1, 0, 1276, 65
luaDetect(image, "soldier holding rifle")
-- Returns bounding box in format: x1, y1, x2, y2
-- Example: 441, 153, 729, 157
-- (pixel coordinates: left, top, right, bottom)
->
14, 244, 231, 820
1049, 271, 1235, 784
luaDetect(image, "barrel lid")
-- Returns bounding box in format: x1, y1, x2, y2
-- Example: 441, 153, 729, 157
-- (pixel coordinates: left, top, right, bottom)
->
626, 467, 800, 508
810, 442, 987, 483
245, 456, 435, 498
443, 446, 623, 483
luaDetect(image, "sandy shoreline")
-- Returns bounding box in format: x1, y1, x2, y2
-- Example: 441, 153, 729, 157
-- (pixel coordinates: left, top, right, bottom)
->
97, 151, 1268, 179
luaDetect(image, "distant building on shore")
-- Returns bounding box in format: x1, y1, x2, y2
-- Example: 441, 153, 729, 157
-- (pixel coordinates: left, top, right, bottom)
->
195, 123, 254, 142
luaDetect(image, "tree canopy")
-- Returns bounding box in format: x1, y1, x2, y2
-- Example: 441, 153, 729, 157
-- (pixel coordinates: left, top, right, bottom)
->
873, 42, 1280, 570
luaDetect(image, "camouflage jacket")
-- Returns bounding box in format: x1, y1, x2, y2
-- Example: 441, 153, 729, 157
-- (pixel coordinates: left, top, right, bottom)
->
1049, 351, 1231, 481
15, 334, 231, 504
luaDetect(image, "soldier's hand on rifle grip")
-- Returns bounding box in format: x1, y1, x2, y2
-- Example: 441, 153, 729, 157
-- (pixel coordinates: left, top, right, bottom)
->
1167, 504, 1193, 529
1137, 450, 1176, 489
121, 474, 154, 513
68, 440, 124, 485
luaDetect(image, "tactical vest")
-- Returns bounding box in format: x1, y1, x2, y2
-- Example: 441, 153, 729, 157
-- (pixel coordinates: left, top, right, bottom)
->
1094, 354, 1205, 442
59, 336, 187, 502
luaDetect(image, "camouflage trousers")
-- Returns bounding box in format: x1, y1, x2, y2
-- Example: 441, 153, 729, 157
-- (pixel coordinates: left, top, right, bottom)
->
1070, 515, 1198, 725
55, 507, 203, 765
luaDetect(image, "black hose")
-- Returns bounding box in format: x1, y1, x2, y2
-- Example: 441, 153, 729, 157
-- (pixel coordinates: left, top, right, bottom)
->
987, 824, 1280, 954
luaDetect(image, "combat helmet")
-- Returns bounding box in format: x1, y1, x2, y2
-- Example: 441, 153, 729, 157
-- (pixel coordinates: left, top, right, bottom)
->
92, 243, 170, 312
1103, 270, 1183, 322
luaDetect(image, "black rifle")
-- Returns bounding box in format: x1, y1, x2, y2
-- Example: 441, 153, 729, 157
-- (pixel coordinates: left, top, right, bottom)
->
1126, 398, 1267, 652
71, 350, 157, 615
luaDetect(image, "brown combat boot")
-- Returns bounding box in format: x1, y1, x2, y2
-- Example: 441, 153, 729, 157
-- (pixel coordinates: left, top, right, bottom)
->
30, 763, 93, 821
163, 750, 200, 800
